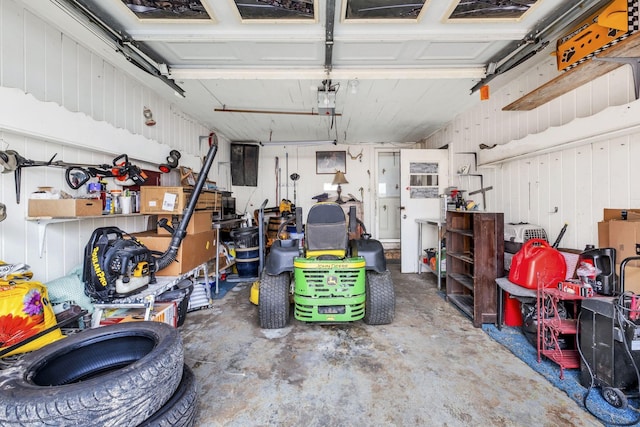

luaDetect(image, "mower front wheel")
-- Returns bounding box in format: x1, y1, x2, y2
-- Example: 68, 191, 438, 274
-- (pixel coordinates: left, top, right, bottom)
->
258, 271, 291, 329
364, 270, 395, 325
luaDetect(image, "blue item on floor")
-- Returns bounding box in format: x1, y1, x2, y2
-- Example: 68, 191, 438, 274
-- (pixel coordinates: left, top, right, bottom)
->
206, 277, 249, 300
482, 324, 640, 426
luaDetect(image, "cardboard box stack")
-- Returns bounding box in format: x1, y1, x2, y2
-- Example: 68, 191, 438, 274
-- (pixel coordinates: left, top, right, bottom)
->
140, 186, 221, 215
134, 228, 216, 276
598, 209, 640, 293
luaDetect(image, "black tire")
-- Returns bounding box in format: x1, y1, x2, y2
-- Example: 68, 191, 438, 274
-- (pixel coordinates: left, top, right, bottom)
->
258, 271, 291, 329
364, 270, 395, 325
139, 364, 198, 427
602, 387, 628, 409
0, 322, 183, 427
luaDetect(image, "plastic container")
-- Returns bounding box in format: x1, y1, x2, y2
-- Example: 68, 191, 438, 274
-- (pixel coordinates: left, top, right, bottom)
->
156, 279, 194, 327
235, 246, 260, 277
230, 226, 259, 249
509, 238, 566, 289
578, 247, 616, 296
504, 292, 523, 327
110, 190, 122, 214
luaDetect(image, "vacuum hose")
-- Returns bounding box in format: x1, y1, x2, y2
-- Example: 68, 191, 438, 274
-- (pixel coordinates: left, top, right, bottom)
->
154, 136, 219, 271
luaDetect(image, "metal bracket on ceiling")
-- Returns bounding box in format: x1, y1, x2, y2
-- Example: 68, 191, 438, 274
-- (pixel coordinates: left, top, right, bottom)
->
324, 0, 336, 73
593, 56, 640, 100
471, 0, 605, 93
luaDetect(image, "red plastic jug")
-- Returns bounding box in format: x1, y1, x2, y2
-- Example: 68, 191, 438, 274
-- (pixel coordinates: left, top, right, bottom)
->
509, 238, 566, 289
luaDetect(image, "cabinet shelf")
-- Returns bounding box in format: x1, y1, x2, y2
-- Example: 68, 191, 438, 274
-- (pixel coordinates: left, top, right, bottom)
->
448, 294, 474, 318
446, 211, 504, 327
448, 228, 473, 237
448, 273, 474, 291
448, 252, 474, 264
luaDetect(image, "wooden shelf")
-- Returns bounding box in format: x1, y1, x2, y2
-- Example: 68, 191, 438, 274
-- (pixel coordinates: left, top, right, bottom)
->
448, 273, 474, 291
504, 32, 640, 111
446, 211, 504, 327
26, 214, 152, 257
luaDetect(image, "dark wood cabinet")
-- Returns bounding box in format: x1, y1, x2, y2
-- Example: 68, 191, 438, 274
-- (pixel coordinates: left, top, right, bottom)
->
446, 211, 504, 327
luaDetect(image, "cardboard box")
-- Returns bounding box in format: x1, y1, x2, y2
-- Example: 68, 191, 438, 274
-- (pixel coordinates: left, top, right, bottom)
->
140, 186, 221, 214
619, 264, 640, 294
133, 230, 217, 276
28, 198, 102, 217
156, 210, 213, 235
598, 209, 640, 261
96, 302, 177, 327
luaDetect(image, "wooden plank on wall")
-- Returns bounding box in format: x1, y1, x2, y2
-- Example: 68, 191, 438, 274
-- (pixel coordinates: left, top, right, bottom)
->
504, 32, 640, 111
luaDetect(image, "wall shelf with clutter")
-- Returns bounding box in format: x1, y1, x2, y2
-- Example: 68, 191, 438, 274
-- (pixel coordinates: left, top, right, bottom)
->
455, 152, 493, 210
26, 214, 153, 258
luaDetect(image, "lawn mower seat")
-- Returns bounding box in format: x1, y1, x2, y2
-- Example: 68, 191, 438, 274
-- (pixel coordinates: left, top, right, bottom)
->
305, 203, 348, 258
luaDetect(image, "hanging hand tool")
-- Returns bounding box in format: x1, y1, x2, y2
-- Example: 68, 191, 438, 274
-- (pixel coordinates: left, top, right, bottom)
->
1, 150, 178, 203
290, 173, 300, 206
552, 223, 568, 248
275, 156, 279, 205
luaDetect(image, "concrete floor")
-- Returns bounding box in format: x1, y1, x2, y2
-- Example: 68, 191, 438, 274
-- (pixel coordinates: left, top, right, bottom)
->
180, 265, 601, 427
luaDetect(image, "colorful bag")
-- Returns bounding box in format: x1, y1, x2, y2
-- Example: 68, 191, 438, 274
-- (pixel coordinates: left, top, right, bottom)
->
0, 281, 64, 357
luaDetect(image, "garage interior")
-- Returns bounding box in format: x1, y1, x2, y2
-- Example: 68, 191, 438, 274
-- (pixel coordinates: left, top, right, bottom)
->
2, 0, 640, 425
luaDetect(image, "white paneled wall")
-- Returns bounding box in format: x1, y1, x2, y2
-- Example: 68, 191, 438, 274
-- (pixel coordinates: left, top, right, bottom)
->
426, 46, 640, 250
0, 0, 220, 281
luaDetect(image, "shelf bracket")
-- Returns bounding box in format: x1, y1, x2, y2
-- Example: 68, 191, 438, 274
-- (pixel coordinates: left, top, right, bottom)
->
33, 218, 77, 258
593, 56, 640, 100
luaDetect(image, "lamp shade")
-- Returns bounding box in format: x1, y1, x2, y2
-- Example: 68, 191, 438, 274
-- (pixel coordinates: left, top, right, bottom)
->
332, 171, 349, 185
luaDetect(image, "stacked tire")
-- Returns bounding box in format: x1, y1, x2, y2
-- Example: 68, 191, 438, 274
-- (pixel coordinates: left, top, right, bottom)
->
0, 322, 198, 427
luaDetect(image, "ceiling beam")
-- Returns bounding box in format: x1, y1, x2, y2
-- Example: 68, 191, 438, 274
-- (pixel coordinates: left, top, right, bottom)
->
170, 67, 485, 80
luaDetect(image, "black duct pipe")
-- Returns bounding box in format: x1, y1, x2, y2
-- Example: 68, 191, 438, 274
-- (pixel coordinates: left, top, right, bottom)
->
155, 135, 219, 271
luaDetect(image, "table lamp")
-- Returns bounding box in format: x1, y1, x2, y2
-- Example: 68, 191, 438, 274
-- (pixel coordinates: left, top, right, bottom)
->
332, 170, 349, 204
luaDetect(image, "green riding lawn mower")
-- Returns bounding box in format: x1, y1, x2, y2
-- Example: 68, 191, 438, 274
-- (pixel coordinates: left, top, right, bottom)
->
251, 202, 395, 329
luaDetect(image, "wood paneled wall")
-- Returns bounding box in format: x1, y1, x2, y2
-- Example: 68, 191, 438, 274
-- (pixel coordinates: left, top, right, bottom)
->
0, 0, 218, 280
425, 45, 639, 251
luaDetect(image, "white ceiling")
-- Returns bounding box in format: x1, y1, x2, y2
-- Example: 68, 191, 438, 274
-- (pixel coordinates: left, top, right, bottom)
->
45, 1, 604, 144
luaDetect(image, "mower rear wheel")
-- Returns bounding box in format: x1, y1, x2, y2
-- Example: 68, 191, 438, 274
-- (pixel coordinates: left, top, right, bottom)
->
258, 271, 291, 329
364, 270, 395, 325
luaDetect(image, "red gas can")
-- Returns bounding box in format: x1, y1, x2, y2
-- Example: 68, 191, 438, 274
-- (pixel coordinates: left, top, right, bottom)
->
509, 238, 566, 289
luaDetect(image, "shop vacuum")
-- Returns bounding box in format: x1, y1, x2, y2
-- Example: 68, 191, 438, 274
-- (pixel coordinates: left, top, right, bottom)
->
83, 138, 219, 302
579, 255, 640, 411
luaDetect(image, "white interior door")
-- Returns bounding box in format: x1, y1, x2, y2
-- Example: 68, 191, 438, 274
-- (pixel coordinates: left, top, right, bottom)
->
400, 149, 448, 273
376, 150, 401, 240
